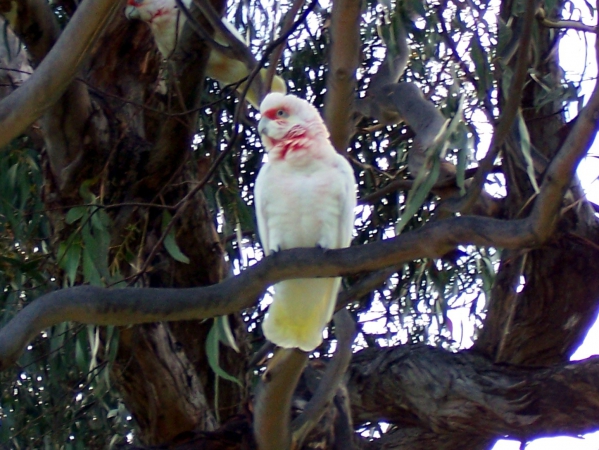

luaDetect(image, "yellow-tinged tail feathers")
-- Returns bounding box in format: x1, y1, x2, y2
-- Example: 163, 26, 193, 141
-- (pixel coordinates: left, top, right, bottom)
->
262, 278, 341, 352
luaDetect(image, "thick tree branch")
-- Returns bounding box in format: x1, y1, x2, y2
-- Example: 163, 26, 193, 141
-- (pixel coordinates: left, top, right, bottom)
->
0, 217, 559, 370
324, 0, 361, 153
348, 345, 599, 444
0, 0, 121, 149
254, 348, 308, 450
128, 344, 599, 449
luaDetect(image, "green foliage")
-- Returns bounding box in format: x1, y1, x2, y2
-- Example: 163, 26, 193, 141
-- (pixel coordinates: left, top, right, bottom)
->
0, 138, 129, 448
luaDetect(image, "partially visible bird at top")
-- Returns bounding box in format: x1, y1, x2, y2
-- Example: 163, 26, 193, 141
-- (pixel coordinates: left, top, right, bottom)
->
125, 0, 286, 108
254, 93, 357, 352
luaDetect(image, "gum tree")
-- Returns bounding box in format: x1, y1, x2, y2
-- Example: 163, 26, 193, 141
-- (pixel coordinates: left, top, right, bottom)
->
0, 0, 598, 448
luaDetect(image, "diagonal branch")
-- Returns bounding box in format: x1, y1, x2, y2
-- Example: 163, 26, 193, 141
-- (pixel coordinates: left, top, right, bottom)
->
0, 0, 121, 149
265, 0, 305, 90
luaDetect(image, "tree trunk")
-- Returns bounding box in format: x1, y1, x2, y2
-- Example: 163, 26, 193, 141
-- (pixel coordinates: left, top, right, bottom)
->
475, 0, 599, 367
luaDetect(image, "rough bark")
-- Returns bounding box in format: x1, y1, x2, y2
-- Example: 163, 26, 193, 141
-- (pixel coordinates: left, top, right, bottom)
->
348, 345, 599, 440
127, 344, 599, 449
112, 324, 218, 444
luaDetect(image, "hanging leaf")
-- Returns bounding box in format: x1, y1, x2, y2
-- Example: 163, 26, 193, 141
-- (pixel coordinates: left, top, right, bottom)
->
162, 210, 190, 264
516, 110, 540, 193
57, 238, 82, 287
82, 245, 102, 287
82, 223, 109, 285
470, 33, 491, 100
216, 315, 240, 353
206, 320, 242, 386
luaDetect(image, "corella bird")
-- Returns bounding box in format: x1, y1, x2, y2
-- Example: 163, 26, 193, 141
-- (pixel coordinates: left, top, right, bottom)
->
254, 93, 357, 351
125, 0, 286, 108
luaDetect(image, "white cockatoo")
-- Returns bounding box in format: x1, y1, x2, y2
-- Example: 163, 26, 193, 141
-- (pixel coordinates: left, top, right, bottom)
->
254, 93, 357, 352
125, 0, 286, 108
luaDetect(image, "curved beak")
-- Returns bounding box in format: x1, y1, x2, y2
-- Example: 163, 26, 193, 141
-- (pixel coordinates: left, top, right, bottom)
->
125, 4, 140, 20
258, 117, 270, 137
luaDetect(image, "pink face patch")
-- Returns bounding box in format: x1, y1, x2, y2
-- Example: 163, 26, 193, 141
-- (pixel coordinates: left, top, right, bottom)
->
153, 7, 167, 17
262, 107, 290, 121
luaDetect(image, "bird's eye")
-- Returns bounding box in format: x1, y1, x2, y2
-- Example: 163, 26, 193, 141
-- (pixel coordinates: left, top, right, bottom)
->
276, 110, 288, 118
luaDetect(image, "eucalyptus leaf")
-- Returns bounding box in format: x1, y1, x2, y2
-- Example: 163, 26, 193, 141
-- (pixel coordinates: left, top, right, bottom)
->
162, 210, 190, 264
216, 315, 240, 353
206, 320, 242, 386
66, 206, 87, 225
516, 111, 540, 193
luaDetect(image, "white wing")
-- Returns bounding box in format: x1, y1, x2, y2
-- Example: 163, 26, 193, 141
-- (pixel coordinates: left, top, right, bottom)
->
335, 153, 357, 248
254, 162, 271, 256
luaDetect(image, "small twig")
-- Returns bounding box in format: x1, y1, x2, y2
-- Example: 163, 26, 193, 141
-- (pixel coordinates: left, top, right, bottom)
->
537, 9, 597, 34
335, 267, 398, 310
0, 66, 33, 75
358, 167, 483, 205
568, 231, 599, 253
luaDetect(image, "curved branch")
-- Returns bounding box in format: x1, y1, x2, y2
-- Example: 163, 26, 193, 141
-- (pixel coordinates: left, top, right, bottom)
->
0, 216, 545, 370
0, 0, 121, 149
254, 348, 308, 450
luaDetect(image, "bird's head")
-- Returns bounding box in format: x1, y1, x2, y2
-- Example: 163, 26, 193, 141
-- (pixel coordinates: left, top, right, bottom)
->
125, 0, 150, 21
125, 0, 175, 23
258, 93, 330, 161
